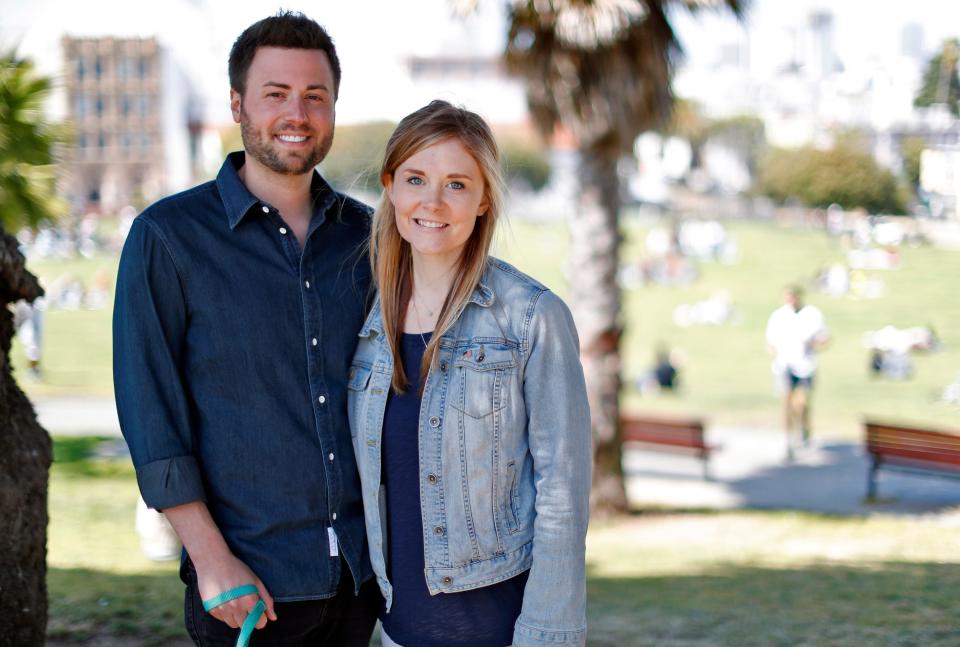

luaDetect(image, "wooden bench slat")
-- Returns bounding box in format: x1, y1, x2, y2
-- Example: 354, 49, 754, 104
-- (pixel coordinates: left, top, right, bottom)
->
863, 420, 960, 499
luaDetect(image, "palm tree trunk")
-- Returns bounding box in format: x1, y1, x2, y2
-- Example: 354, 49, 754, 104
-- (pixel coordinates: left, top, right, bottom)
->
568, 141, 628, 516
0, 225, 51, 646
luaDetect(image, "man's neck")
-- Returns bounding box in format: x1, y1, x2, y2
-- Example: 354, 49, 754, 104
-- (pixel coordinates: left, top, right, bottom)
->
237, 153, 314, 228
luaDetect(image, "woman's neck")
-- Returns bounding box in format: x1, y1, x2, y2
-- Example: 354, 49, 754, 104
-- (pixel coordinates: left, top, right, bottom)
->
404, 255, 458, 333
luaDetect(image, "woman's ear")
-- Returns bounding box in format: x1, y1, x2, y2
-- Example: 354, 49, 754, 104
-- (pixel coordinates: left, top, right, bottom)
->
478, 193, 490, 217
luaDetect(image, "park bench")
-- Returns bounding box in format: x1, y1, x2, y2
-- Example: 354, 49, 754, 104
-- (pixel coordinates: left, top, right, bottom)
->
621, 414, 714, 480
864, 419, 960, 500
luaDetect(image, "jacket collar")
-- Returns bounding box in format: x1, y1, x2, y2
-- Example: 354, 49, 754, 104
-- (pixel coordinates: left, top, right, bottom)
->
359, 276, 495, 338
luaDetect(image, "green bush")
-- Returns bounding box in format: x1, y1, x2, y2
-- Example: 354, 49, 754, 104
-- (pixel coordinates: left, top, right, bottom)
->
499, 137, 551, 192
759, 144, 907, 214
320, 121, 396, 195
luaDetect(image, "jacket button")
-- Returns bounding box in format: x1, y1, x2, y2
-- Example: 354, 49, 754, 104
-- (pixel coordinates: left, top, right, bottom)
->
440, 361, 447, 371
434, 526, 444, 536
427, 474, 438, 484
429, 416, 440, 428
442, 576, 452, 585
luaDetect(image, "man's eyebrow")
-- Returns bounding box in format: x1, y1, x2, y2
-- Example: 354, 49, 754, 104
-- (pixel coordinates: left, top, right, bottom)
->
262, 81, 330, 91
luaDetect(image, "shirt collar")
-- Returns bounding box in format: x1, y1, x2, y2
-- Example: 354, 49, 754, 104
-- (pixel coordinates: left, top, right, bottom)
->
216, 151, 336, 230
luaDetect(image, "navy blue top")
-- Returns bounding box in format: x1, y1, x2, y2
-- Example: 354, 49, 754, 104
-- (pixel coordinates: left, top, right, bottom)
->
113, 152, 373, 600
380, 332, 529, 647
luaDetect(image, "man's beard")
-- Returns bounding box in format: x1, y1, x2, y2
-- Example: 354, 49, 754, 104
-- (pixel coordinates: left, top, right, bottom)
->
239, 107, 333, 176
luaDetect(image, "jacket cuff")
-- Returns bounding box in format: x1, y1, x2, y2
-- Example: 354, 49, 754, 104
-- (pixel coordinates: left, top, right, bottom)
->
513, 619, 586, 646
136, 455, 206, 511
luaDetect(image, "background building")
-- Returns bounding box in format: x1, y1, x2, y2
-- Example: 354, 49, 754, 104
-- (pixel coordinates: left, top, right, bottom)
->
60, 36, 214, 214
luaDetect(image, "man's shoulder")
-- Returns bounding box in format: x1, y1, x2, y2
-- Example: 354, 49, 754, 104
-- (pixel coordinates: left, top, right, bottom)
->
138, 180, 220, 230
326, 190, 373, 228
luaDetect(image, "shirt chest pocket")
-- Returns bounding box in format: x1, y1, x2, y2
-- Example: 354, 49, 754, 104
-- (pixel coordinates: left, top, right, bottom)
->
449, 343, 517, 420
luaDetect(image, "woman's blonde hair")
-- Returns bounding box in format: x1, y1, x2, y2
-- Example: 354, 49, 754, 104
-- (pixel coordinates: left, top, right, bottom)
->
371, 100, 505, 392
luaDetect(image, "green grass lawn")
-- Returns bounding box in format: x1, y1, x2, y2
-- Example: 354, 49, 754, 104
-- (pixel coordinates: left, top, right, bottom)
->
496, 216, 960, 436
48, 437, 960, 646
14, 216, 960, 435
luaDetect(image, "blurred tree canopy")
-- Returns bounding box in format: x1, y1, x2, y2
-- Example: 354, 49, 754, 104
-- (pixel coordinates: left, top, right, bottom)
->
760, 144, 906, 214
914, 38, 959, 116
0, 52, 65, 230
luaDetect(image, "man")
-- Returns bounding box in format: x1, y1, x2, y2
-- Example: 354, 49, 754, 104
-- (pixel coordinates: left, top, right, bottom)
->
765, 285, 830, 458
114, 12, 379, 645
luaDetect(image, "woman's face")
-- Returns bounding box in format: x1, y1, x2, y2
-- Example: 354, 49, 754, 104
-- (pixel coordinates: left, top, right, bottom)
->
385, 137, 489, 269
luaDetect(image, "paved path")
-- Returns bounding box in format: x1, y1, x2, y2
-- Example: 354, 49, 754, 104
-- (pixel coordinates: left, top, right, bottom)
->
33, 396, 120, 436
626, 425, 960, 516
32, 396, 960, 516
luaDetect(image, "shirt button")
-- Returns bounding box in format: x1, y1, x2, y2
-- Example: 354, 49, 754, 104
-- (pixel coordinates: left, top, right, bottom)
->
328, 452, 335, 461
261, 205, 269, 213
433, 526, 444, 536
278, 227, 287, 235
427, 474, 438, 484
318, 395, 326, 404
312, 338, 318, 346
304, 280, 311, 289
332, 512, 337, 521
429, 416, 440, 428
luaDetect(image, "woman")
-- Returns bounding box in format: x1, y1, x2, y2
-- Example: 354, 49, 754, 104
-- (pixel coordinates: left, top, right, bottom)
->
348, 100, 591, 647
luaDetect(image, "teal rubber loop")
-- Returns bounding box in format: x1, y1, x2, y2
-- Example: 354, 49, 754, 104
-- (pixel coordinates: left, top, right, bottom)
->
202, 584, 266, 647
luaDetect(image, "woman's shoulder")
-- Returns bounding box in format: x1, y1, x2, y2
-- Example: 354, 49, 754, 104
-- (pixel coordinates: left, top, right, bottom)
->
483, 257, 573, 324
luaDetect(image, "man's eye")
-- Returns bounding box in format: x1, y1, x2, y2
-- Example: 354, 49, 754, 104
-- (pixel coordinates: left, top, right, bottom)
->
267, 92, 284, 99
307, 94, 324, 102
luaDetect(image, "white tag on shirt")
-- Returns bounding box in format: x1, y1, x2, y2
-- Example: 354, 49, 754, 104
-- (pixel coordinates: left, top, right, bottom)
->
328, 526, 339, 557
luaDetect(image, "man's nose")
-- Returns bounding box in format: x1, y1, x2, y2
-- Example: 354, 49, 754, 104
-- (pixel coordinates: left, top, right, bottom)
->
284, 97, 308, 124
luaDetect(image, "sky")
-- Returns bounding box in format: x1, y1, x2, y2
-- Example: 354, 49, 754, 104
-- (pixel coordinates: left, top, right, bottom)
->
3, 0, 959, 124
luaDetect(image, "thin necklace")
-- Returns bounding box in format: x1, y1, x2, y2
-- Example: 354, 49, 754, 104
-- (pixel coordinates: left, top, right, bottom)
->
410, 298, 430, 349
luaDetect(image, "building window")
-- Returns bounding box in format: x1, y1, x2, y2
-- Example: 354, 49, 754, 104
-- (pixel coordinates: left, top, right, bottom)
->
77, 59, 86, 81
138, 56, 148, 79
121, 95, 131, 116
98, 132, 107, 148
74, 96, 86, 118
95, 56, 103, 79
96, 95, 105, 117
139, 96, 150, 117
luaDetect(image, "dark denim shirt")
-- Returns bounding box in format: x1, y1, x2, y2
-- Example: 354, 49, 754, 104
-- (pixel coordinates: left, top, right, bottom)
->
113, 152, 373, 601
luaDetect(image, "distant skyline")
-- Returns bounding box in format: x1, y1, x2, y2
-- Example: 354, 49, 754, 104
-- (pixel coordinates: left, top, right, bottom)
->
4, 0, 959, 125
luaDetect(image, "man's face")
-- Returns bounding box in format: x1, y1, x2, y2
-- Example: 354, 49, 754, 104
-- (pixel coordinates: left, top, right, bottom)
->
230, 47, 336, 176
785, 290, 802, 311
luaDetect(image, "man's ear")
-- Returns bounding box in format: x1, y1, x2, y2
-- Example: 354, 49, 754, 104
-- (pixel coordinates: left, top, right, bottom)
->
230, 89, 242, 123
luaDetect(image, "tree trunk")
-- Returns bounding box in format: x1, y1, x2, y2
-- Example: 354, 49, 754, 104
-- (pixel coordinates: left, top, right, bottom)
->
0, 225, 52, 646
568, 141, 628, 516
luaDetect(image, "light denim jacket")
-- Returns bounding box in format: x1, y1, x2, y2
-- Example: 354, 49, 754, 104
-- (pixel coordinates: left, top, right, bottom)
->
348, 257, 591, 647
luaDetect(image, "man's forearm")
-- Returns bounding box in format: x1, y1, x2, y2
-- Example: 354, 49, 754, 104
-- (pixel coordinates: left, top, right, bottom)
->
162, 500, 231, 567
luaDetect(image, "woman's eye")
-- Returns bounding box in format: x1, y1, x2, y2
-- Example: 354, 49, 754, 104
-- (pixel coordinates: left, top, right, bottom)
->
406, 176, 425, 186
448, 181, 464, 190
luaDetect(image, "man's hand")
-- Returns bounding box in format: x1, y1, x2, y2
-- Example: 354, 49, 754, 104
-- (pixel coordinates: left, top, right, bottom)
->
194, 552, 277, 629
161, 501, 278, 629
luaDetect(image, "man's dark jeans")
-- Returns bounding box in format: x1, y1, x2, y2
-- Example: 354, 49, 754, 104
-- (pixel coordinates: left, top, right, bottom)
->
183, 558, 381, 646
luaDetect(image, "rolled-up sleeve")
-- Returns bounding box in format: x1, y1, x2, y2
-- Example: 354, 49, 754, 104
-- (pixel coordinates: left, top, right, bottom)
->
113, 217, 205, 510
513, 290, 592, 647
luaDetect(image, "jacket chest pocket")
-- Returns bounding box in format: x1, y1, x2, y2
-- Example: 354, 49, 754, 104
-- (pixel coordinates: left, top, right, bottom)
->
449, 343, 517, 420
347, 361, 373, 437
